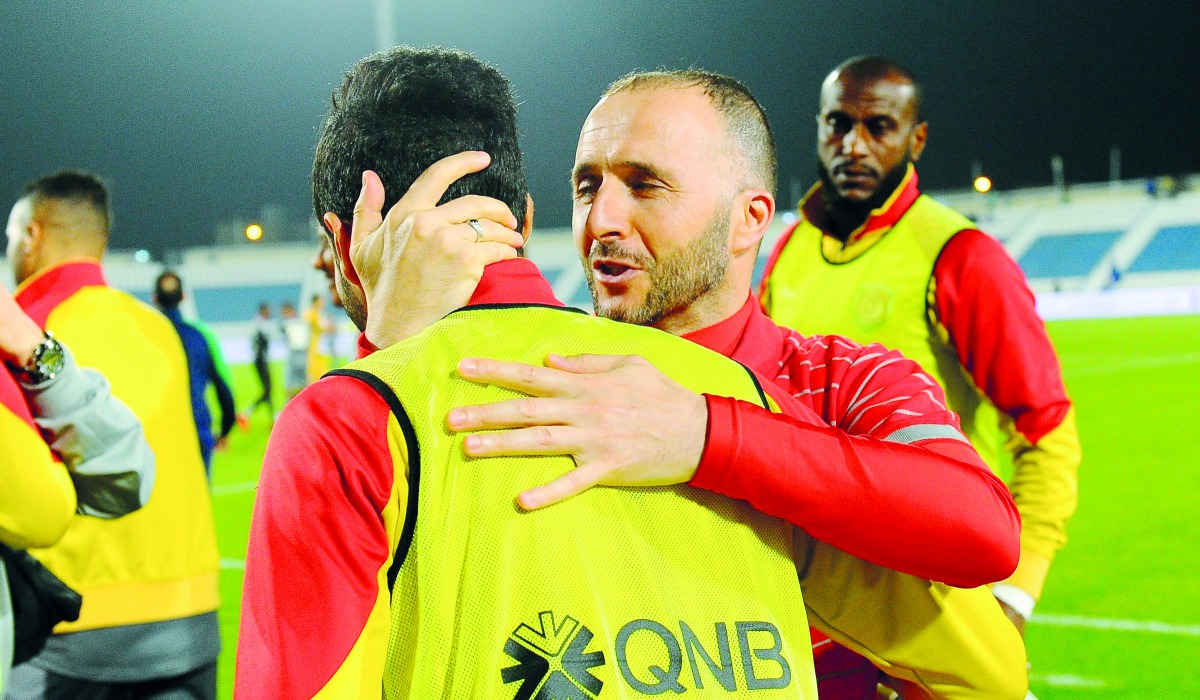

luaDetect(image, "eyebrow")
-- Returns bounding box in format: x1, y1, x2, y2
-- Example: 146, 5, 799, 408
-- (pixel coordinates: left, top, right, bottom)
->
572, 159, 668, 183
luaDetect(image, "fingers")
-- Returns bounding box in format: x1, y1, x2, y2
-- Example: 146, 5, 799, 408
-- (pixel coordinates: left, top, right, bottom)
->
516, 463, 607, 511
458, 217, 524, 248
435, 195, 519, 232
455, 358, 583, 398
448, 396, 573, 432
350, 170, 386, 250
400, 151, 492, 213
545, 353, 638, 374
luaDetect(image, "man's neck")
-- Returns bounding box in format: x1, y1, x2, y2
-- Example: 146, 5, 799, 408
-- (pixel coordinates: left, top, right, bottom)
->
824, 202, 872, 242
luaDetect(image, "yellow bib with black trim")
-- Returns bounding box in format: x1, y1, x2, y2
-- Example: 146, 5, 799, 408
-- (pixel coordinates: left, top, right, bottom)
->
31, 286, 220, 632
341, 304, 815, 699
763, 195, 1003, 471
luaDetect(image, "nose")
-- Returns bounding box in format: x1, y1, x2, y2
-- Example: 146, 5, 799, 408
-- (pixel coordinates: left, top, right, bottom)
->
840, 123, 870, 157
578, 181, 633, 245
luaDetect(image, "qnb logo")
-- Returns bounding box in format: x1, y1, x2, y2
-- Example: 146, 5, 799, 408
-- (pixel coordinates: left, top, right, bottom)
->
501, 613, 792, 697
502, 611, 605, 700
615, 620, 792, 694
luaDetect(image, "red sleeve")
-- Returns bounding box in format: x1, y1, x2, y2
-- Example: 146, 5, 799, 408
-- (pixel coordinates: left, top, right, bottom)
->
933, 229, 1072, 443
692, 336, 1020, 588
235, 376, 396, 699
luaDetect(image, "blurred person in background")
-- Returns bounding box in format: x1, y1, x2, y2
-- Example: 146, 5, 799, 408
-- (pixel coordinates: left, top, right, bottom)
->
278, 301, 307, 401
0, 279, 153, 696
303, 293, 333, 382
759, 56, 1081, 694
5, 171, 221, 699
239, 302, 274, 430
153, 270, 235, 479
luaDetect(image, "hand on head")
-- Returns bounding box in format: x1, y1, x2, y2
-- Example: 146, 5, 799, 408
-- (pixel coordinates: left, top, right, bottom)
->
344, 151, 525, 349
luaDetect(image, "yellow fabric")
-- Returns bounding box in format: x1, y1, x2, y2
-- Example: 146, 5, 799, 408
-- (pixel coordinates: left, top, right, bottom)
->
0, 402, 76, 550
1004, 407, 1081, 598
352, 305, 816, 699
797, 537, 1028, 700
763, 195, 1003, 471
28, 285, 220, 633
313, 414, 408, 699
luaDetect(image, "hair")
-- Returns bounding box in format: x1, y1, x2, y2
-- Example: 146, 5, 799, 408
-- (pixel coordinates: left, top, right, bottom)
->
21, 170, 111, 234
154, 270, 184, 309
603, 69, 777, 195
313, 46, 528, 230
828, 56, 923, 121
258, 302, 270, 315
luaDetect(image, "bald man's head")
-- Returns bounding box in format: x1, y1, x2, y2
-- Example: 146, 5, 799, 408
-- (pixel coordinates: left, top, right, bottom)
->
7, 171, 111, 284
823, 56, 922, 121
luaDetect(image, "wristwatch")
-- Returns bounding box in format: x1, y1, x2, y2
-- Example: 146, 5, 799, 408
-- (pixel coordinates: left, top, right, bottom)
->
8, 331, 66, 385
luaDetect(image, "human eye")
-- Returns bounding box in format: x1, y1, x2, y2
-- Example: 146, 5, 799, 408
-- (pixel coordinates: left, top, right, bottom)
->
573, 176, 598, 201
866, 117, 896, 137
823, 114, 851, 136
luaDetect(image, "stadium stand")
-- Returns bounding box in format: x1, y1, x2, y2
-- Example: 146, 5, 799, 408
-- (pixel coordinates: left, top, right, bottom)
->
3, 175, 1196, 355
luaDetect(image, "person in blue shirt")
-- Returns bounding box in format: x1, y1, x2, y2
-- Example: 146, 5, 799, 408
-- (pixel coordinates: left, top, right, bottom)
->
153, 271, 235, 478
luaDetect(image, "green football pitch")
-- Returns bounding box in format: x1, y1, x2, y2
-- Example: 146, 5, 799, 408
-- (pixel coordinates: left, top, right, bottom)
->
207, 314, 1200, 698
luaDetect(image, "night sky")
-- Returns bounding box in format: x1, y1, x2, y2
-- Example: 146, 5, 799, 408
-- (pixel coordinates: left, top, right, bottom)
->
2, 0, 1197, 254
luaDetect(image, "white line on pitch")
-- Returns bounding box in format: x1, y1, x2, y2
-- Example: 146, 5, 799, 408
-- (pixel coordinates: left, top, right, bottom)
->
1030, 673, 1105, 689
1064, 351, 1200, 378
220, 558, 245, 570
211, 480, 259, 496
1032, 613, 1200, 637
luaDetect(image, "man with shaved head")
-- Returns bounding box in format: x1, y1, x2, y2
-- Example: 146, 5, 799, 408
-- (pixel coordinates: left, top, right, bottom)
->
760, 56, 1082, 694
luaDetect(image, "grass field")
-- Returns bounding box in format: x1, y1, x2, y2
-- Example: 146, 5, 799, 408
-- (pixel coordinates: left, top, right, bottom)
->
206, 314, 1200, 698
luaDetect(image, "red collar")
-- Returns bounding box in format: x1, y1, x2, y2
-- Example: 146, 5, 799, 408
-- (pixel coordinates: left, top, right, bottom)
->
357, 257, 564, 357
682, 294, 786, 377
14, 260, 107, 327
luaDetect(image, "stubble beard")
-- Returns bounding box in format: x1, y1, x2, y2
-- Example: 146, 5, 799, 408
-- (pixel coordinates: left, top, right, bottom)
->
586, 207, 730, 329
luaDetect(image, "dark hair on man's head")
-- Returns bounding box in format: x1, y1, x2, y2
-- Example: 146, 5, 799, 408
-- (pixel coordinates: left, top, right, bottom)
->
829, 56, 923, 121
603, 69, 777, 195
154, 270, 184, 309
313, 46, 527, 229
21, 170, 111, 233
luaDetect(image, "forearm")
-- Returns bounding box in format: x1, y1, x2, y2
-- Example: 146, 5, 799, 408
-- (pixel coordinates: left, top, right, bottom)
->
215, 374, 236, 439
799, 535, 1028, 700
1004, 407, 1082, 599
0, 404, 76, 548
23, 347, 154, 517
693, 395, 1019, 587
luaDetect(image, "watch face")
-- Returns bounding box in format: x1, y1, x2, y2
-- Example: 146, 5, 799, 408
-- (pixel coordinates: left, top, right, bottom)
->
38, 336, 65, 376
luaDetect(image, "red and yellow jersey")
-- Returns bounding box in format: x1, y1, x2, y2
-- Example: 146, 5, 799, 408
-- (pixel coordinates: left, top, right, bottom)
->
237, 259, 1024, 699
0, 369, 76, 550
15, 260, 219, 633
761, 167, 1080, 602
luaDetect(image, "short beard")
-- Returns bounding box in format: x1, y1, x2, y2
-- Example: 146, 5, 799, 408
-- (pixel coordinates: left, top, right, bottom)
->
586, 206, 730, 329
818, 154, 911, 235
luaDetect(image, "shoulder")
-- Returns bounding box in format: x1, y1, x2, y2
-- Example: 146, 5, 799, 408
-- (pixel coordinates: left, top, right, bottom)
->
262, 374, 397, 510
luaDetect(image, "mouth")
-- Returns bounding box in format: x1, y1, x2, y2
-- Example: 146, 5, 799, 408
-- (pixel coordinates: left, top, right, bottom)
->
591, 258, 641, 285
833, 165, 878, 185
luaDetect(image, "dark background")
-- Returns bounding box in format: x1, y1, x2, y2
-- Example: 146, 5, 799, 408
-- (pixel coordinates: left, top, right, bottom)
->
2, 0, 1196, 254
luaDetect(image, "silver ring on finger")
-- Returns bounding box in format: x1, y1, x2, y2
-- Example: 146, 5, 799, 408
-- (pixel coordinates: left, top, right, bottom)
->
467, 219, 485, 243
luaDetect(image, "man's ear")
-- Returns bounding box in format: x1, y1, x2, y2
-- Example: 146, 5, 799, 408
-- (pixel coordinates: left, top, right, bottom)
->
322, 212, 362, 287
522, 194, 535, 245
730, 189, 775, 256
910, 121, 929, 162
